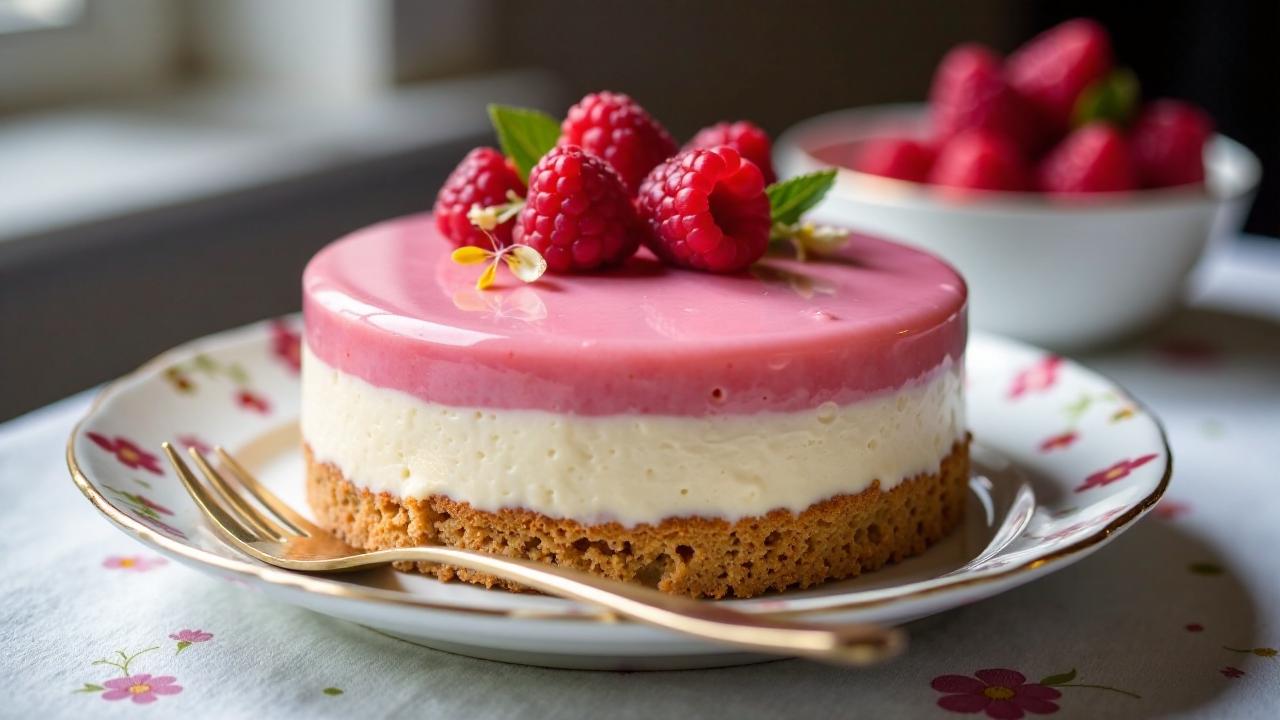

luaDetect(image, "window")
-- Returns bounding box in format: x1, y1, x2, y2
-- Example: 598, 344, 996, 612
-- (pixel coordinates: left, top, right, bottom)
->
0, 0, 83, 34
0, 0, 179, 111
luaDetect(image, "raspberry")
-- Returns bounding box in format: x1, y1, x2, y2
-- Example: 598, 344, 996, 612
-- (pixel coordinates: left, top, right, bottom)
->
853, 137, 936, 183
1130, 99, 1213, 188
433, 147, 526, 248
929, 44, 1041, 152
1007, 18, 1113, 135
684, 121, 777, 184
511, 145, 641, 273
636, 146, 771, 273
928, 130, 1031, 192
1036, 123, 1137, 193
559, 91, 677, 194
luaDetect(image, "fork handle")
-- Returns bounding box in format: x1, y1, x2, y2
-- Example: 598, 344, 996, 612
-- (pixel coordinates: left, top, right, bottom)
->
361, 546, 904, 665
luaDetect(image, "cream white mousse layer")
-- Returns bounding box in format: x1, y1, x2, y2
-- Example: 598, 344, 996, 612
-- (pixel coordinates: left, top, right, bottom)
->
302, 347, 965, 527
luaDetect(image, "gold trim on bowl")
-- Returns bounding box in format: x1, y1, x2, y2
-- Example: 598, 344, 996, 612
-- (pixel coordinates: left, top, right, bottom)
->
66, 319, 1172, 623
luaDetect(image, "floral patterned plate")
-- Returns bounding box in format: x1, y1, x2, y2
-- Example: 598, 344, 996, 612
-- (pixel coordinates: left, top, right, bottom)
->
68, 318, 1170, 670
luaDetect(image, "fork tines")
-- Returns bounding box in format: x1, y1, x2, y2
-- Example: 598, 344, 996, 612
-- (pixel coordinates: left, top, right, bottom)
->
161, 443, 313, 545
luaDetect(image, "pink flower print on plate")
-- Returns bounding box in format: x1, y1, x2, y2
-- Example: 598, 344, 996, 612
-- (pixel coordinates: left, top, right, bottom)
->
236, 389, 271, 414
127, 509, 188, 540
1008, 356, 1062, 400
101, 674, 182, 704
1030, 507, 1126, 542
270, 320, 302, 373
177, 434, 213, 455
932, 668, 1061, 718
1038, 431, 1078, 453
1076, 454, 1158, 492
87, 432, 164, 475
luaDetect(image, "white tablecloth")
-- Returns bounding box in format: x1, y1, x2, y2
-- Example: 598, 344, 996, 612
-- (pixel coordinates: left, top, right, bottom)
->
2, 239, 1278, 719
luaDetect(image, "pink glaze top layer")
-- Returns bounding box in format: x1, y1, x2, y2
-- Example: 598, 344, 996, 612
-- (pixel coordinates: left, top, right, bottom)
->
303, 212, 967, 416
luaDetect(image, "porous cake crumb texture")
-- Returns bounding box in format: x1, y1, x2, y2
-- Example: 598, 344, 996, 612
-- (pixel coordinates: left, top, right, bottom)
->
305, 441, 969, 599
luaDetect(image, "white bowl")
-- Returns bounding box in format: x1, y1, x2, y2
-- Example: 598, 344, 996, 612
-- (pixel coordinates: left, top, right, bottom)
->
775, 104, 1261, 350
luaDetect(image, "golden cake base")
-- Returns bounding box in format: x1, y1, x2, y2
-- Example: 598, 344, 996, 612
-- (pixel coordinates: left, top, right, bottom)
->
305, 440, 969, 599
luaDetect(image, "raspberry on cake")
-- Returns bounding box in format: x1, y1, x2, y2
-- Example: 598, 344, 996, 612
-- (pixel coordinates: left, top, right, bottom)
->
301, 213, 969, 599
636, 146, 772, 273
433, 148, 526, 248
511, 145, 643, 272
559, 91, 677, 195
685, 121, 778, 184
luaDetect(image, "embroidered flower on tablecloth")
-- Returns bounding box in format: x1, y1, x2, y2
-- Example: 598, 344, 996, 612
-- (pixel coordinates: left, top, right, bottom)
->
1075, 454, 1158, 493
170, 629, 214, 655
270, 319, 302, 373
1008, 356, 1062, 400
931, 667, 1139, 716
77, 646, 185, 705
1220, 666, 1245, 679
1038, 431, 1078, 453
1154, 337, 1220, 367
236, 389, 271, 414
932, 668, 1061, 718
87, 433, 163, 475
103, 555, 167, 572
101, 674, 183, 704
1154, 500, 1191, 520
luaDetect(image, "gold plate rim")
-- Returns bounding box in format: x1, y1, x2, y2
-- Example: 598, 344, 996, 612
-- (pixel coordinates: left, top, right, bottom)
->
66, 320, 1172, 623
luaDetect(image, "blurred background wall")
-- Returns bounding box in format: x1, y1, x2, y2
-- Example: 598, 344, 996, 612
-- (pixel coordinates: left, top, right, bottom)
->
1, 0, 1275, 420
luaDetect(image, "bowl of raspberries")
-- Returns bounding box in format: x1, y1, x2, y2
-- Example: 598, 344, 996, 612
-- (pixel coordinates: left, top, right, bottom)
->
775, 18, 1261, 349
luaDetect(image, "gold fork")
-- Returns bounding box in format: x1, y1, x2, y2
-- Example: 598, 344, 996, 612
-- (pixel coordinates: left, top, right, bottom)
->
161, 443, 904, 665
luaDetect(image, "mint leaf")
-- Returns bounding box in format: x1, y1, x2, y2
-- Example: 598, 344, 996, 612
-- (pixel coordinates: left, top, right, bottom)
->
1073, 68, 1140, 129
488, 104, 561, 182
766, 170, 837, 226
1039, 669, 1077, 686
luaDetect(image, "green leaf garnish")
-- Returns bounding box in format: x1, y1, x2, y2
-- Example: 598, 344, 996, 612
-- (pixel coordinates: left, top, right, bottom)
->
487, 104, 561, 182
1073, 68, 1140, 129
1039, 669, 1077, 686
766, 170, 837, 226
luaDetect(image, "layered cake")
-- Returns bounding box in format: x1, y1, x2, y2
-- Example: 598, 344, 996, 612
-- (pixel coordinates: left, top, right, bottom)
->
301, 213, 968, 599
